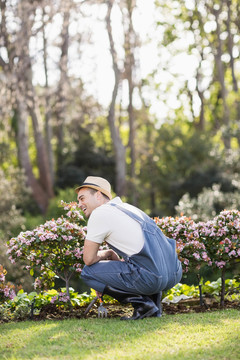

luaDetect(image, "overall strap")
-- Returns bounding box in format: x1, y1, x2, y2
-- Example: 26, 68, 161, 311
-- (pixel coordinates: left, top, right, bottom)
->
109, 203, 145, 225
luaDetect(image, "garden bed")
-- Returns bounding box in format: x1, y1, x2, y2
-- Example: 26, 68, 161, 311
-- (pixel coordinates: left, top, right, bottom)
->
35, 297, 240, 321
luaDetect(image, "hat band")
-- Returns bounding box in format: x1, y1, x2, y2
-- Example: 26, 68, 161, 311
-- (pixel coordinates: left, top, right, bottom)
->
82, 182, 101, 188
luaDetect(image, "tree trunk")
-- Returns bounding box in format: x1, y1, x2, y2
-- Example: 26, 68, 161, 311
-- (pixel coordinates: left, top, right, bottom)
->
106, 0, 127, 197
225, 0, 240, 146
212, 7, 230, 148
122, 0, 138, 205
19, 1, 54, 200
220, 267, 226, 308
42, 7, 55, 185
26, 85, 54, 198
55, 8, 70, 170
65, 272, 73, 309
11, 0, 54, 212
16, 96, 49, 213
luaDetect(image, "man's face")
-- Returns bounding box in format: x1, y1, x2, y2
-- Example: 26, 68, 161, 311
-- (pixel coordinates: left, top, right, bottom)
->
77, 188, 100, 218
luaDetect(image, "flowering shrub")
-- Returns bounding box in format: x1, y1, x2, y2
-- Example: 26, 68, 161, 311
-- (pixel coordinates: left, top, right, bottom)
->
6, 198, 240, 310
199, 209, 240, 270
155, 210, 240, 306
0, 265, 16, 303
7, 202, 86, 298
154, 216, 212, 273
155, 211, 240, 273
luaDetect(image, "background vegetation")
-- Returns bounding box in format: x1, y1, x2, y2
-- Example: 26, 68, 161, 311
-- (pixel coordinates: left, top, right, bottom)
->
1, 0, 240, 292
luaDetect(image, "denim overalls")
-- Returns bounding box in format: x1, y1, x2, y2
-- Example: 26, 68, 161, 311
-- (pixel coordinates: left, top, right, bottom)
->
81, 203, 182, 294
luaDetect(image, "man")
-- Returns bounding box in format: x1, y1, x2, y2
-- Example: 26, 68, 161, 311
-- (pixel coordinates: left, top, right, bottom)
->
76, 176, 182, 320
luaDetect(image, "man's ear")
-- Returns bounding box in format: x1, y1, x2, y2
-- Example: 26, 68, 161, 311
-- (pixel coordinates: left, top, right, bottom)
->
96, 190, 102, 200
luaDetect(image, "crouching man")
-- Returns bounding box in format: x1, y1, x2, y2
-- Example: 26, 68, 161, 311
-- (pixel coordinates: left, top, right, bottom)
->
76, 176, 182, 320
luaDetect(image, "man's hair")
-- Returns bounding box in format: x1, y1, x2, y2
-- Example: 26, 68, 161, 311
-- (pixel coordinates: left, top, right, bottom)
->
88, 187, 110, 201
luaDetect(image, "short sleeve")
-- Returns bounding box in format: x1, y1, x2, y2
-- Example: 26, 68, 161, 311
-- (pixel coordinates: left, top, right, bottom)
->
86, 208, 111, 244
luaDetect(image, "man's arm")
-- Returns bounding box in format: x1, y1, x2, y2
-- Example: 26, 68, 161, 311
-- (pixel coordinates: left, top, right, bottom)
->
83, 239, 121, 266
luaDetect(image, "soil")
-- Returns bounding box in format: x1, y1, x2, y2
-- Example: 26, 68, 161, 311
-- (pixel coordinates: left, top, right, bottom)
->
35, 297, 240, 321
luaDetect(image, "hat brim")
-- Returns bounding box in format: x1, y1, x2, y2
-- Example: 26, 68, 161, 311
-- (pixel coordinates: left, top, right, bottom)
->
75, 184, 112, 200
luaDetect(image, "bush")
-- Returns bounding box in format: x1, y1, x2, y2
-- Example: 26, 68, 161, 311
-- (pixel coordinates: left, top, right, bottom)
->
0, 265, 16, 303
7, 201, 86, 298
175, 183, 240, 222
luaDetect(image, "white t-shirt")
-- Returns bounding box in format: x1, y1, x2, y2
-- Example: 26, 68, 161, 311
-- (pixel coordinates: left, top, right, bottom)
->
86, 197, 145, 256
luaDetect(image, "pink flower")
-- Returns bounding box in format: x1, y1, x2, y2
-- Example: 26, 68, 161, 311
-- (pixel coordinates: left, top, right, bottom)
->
202, 252, 209, 260
193, 253, 200, 260
215, 261, 226, 268
50, 296, 57, 304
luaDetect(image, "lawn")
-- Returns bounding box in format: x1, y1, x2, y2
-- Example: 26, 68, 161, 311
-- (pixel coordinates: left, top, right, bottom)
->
0, 309, 239, 360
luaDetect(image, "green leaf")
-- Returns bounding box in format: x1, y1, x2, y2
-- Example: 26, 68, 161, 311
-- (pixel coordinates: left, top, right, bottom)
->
30, 268, 34, 276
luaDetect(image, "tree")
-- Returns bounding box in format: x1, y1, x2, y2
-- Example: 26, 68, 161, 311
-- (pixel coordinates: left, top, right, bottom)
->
0, 0, 54, 213
154, 0, 240, 149
105, 0, 127, 196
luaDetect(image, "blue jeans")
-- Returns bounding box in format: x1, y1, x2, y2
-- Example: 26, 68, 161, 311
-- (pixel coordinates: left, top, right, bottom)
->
81, 259, 182, 294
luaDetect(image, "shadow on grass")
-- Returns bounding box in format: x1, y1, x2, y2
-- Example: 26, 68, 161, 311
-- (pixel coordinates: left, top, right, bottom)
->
1, 309, 240, 360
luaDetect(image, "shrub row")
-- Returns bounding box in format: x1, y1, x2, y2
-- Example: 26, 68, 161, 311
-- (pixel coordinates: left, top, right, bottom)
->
5, 203, 240, 308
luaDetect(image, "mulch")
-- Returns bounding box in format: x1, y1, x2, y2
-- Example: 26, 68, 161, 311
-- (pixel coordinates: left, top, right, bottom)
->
35, 297, 240, 321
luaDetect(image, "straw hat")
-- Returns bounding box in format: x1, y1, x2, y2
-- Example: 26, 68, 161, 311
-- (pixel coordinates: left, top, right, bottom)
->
75, 176, 112, 199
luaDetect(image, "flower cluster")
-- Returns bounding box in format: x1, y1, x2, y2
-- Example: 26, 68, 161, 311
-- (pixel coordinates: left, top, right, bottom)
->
60, 200, 86, 226
0, 265, 16, 302
199, 210, 240, 269
50, 292, 70, 304
7, 202, 86, 291
155, 210, 240, 272
155, 216, 211, 273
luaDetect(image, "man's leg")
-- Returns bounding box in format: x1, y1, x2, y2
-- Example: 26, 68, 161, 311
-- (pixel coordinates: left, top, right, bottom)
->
149, 292, 162, 317
81, 261, 159, 320
81, 260, 137, 293
103, 285, 159, 320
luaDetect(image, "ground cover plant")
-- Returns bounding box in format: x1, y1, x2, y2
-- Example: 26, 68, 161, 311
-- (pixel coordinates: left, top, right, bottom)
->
0, 278, 239, 323
0, 309, 239, 360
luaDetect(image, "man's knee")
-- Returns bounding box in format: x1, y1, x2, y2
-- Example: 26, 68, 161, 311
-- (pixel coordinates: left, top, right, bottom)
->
81, 265, 90, 280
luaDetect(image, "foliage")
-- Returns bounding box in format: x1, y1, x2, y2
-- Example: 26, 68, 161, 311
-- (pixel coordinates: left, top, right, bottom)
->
0, 278, 239, 323
1, 0, 240, 221
7, 201, 86, 297
163, 278, 240, 304
0, 265, 16, 303
199, 210, 240, 270
155, 209, 240, 306
155, 215, 212, 273
0, 167, 29, 240
56, 127, 115, 191
155, 210, 240, 273
163, 282, 199, 302
46, 188, 78, 220
0, 286, 116, 322
202, 278, 240, 300
138, 123, 225, 215
176, 184, 240, 222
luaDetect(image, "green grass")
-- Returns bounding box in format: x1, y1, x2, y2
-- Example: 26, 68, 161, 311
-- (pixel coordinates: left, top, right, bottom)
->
0, 309, 239, 360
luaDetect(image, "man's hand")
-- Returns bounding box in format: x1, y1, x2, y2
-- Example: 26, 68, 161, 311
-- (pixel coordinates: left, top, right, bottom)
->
106, 249, 121, 261
83, 240, 121, 265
